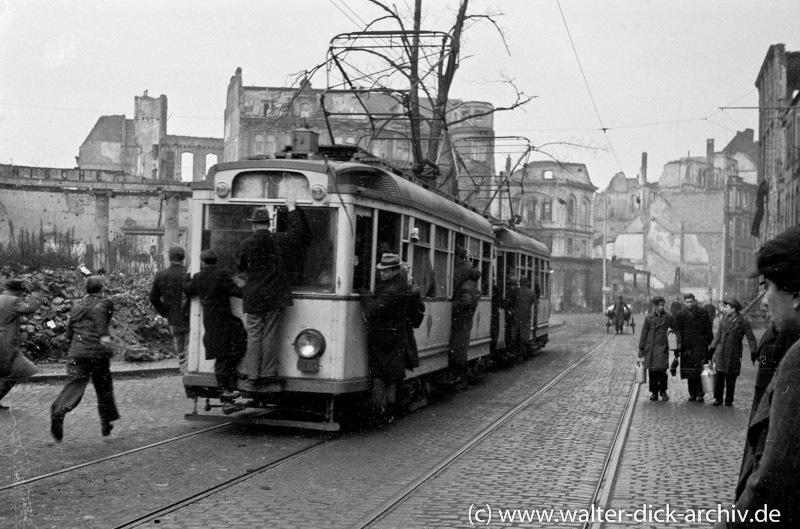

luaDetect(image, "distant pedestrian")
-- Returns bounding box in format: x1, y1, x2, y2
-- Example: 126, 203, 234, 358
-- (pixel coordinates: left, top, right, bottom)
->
51, 276, 118, 441
719, 226, 800, 528
185, 249, 246, 414
0, 278, 45, 410
149, 245, 190, 373
702, 299, 717, 324
709, 298, 757, 407
237, 193, 309, 389
669, 296, 683, 317
638, 296, 679, 402
612, 295, 629, 334
674, 293, 713, 402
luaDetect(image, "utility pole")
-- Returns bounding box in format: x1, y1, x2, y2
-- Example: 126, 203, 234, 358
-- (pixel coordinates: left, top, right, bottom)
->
602, 192, 609, 311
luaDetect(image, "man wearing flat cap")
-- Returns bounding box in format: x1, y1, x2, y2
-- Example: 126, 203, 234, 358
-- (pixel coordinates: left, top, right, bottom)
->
51, 276, 119, 441
0, 278, 45, 410
709, 297, 757, 407
237, 192, 309, 389
150, 245, 190, 373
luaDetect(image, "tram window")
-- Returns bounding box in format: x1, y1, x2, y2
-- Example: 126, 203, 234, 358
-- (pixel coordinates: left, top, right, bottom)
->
376, 211, 401, 257
231, 171, 309, 199
433, 225, 449, 297
298, 209, 337, 291
410, 220, 436, 297
353, 214, 373, 292
202, 204, 252, 273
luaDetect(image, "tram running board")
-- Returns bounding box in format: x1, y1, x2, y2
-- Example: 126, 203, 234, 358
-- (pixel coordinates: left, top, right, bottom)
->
184, 413, 341, 432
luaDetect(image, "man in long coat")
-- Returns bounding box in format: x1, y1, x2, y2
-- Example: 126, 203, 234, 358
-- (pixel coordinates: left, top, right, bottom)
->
674, 293, 713, 402
0, 278, 45, 410
612, 296, 629, 334
185, 249, 246, 413
638, 296, 679, 401
710, 298, 757, 406
505, 276, 536, 359
448, 267, 481, 382
149, 246, 190, 373
361, 253, 424, 414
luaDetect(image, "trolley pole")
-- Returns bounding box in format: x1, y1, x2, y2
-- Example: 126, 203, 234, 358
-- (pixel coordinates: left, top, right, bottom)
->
602, 193, 609, 312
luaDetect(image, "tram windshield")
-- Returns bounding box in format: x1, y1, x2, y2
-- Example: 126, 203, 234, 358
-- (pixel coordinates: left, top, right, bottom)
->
201, 204, 337, 292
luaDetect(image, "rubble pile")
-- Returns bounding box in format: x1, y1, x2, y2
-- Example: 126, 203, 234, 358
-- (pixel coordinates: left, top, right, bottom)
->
1, 268, 174, 363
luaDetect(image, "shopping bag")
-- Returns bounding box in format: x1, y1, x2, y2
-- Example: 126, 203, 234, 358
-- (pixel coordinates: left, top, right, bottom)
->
701, 364, 716, 394
634, 361, 647, 384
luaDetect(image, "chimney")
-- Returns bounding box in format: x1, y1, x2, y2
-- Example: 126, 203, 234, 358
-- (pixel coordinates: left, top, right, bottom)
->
706, 139, 714, 190
640, 152, 647, 185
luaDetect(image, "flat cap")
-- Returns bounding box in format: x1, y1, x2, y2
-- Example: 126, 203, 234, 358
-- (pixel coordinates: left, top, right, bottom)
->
168, 246, 185, 261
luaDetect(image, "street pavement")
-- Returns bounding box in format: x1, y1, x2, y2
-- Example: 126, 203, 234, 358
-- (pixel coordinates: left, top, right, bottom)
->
1, 313, 765, 528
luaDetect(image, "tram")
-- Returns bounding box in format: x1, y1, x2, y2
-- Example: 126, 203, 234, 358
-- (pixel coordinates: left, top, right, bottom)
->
183, 141, 550, 430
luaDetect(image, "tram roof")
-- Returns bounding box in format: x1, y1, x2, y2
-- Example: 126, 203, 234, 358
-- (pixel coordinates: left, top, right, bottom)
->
206, 158, 494, 237
493, 226, 550, 256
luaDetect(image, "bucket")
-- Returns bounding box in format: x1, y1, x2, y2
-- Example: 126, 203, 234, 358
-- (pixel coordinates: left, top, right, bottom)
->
701, 364, 716, 394
634, 361, 647, 384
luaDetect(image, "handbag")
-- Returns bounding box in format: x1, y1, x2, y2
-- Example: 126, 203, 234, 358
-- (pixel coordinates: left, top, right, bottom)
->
670, 357, 679, 377
701, 363, 716, 394
634, 360, 647, 384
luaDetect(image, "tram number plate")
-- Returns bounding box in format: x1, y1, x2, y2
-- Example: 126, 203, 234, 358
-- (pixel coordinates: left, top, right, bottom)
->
297, 358, 319, 373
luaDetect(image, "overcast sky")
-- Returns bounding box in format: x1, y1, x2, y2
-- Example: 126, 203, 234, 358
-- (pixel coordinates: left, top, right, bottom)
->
1, 0, 798, 191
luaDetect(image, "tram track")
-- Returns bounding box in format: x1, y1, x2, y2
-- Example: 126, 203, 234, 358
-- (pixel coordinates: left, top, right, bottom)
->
350, 336, 625, 529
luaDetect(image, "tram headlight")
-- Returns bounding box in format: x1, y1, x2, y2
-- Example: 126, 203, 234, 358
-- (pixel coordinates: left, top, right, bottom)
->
293, 329, 326, 359
215, 182, 230, 198
310, 184, 327, 201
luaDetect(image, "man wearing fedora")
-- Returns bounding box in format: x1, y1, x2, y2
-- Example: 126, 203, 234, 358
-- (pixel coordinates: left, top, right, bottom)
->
0, 278, 46, 410
710, 298, 757, 407
150, 245, 190, 374
237, 193, 309, 389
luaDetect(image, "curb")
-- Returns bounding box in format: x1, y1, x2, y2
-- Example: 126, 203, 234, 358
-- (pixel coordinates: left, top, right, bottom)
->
29, 366, 181, 384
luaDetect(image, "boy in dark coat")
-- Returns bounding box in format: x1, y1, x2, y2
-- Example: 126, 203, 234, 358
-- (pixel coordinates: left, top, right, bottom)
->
638, 297, 679, 401
51, 276, 118, 441
710, 298, 757, 406
185, 249, 246, 413
674, 293, 713, 402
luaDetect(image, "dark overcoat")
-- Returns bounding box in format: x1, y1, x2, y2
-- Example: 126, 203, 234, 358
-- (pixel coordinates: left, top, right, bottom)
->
711, 313, 757, 376
149, 264, 190, 327
237, 209, 309, 314
0, 290, 43, 375
361, 275, 424, 380
185, 265, 245, 361
748, 322, 794, 423
449, 271, 480, 369
638, 310, 676, 370
66, 294, 114, 359
674, 304, 713, 378
726, 335, 800, 528
505, 285, 536, 346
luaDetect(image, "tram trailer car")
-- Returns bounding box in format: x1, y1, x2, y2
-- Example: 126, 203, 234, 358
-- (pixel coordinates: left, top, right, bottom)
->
183, 153, 550, 430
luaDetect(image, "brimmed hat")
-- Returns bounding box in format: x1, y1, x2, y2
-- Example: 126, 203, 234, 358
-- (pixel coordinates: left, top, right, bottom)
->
723, 298, 742, 312
4, 277, 27, 292
168, 246, 185, 261
246, 207, 271, 224
752, 226, 800, 292
376, 253, 401, 269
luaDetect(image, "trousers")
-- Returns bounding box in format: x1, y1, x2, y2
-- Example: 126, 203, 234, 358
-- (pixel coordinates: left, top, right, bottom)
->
170, 325, 189, 374
242, 310, 283, 379
714, 371, 737, 404
51, 357, 120, 424
648, 369, 668, 393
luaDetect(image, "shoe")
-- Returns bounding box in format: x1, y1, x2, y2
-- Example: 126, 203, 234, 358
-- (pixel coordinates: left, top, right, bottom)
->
649, 393, 658, 401
51, 416, 64, 442
101, 421, 114, 437
222, 402, 246, 415
688, 396, 697, 402
724, 402, 733, 407
697, 396, 704, 403
713, 400, 722, 407
661, 392, 670, 402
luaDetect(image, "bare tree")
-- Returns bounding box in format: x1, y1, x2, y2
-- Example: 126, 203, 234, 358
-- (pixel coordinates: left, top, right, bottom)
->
325, 0, 533, 189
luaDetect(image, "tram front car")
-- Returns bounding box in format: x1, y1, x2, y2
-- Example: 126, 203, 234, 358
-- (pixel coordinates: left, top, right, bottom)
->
183, 154, 496, 430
